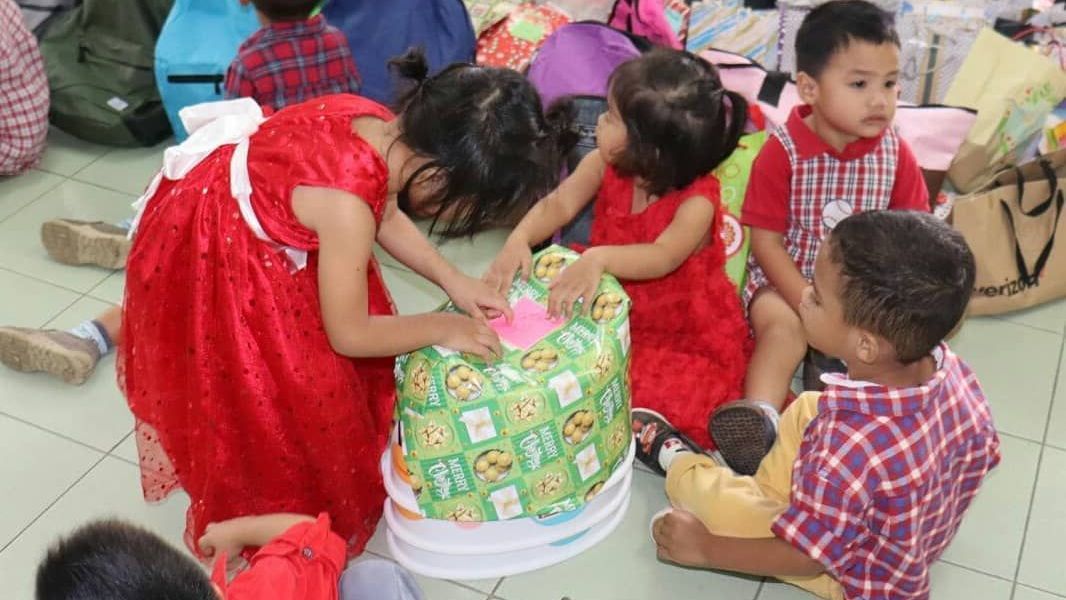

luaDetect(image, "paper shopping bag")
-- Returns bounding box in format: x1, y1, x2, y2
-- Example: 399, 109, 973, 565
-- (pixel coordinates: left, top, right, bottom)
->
951, 148, 1066, 315
945, 28, 1066, 193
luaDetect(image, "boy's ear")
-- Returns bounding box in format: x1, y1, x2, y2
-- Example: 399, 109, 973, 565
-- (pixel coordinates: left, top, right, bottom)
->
796, 72, 818, 105
853, 329, 881, 365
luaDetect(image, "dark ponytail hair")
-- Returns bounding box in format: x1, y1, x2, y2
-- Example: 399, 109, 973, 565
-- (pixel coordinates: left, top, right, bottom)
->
608, 48, 748, 196
388, 48, 579, 238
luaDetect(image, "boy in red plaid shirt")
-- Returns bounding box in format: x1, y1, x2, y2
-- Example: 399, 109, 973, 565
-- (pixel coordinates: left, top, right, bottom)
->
707, 0, 930, 476
638, 210, 999, 599
226, 0, 360, 111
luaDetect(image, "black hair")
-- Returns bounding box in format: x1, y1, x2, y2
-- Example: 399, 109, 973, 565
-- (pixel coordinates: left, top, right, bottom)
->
249, 0, 318, 22
389, 48, 579, 238
607, 48, 748, 197
827, 210, 975, 363
796, 0, 901, 78
36, 519, 215, 600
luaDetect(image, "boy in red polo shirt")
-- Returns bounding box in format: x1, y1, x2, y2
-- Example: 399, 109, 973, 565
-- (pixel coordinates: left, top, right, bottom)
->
36, 513, 426, 600
644, 210, 1000, 599
707, 0, 930, 475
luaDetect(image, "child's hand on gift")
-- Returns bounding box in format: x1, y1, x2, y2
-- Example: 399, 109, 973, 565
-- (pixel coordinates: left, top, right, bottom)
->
444, 272, 514, 322
484, 236, 533, 295
436, 313, 503, 360
547, 254, 603, 319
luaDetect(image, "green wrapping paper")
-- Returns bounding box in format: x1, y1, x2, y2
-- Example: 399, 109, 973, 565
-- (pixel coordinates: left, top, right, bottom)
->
393, 246, 633, 521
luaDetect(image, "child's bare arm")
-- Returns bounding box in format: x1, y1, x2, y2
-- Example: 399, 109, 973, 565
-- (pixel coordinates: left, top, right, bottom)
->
509, 150, 606, 247
750, 227, 809, 311
484, 150, 605, 292
376, 201, 512, 321
293, 187, 502, 359
545, 195, 714, 317
653, 509, 824, 577
199, 514, 316, 558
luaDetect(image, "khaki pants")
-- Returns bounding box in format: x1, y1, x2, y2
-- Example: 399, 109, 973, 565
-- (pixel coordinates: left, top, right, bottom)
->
664, 392, 844, 599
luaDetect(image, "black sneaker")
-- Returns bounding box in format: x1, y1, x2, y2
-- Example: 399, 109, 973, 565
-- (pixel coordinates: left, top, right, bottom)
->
707, 400, 780, 476
631, 408, 706, 476
802, 348, 847, 392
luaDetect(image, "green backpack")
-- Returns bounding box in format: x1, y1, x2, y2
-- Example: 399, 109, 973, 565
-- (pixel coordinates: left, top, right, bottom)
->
714, 130, 768, 295
38, 0, 174, 147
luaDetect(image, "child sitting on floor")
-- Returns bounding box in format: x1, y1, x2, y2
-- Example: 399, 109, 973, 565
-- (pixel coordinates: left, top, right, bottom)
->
36, 513, 425, 600
708, 0, 930, 476
486, 48, 751, 450
640, 210, 1000, 600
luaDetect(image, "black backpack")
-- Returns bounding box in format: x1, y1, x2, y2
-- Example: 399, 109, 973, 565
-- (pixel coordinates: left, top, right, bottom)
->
38, 0, 174, 146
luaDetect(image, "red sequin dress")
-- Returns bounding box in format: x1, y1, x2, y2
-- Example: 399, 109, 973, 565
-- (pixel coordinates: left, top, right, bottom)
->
120, 95, 396, 556
588, 167, 751, 447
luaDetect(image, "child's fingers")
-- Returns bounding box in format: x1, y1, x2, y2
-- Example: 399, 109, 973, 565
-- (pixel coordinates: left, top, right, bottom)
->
519, 253, 532, 282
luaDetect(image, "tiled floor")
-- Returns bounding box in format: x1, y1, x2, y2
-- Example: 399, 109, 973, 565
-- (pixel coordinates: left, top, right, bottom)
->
1, 128, 1065, 600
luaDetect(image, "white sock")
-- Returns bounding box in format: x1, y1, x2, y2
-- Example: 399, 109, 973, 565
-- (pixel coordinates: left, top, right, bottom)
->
658, 437, 693, 473
67, 320, 112, 355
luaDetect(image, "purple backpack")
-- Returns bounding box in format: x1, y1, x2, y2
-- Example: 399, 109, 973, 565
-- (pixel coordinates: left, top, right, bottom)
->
527, 22, 647, 245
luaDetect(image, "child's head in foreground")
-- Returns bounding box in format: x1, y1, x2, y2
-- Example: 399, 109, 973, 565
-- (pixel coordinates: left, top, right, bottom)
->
800, 210, 975, 370
36, 519, 217, 600
596, 48, 748, 196
795, 0, 902, 142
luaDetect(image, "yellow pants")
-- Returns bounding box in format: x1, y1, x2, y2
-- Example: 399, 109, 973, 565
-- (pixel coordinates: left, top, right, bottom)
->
664, 392, 845, 599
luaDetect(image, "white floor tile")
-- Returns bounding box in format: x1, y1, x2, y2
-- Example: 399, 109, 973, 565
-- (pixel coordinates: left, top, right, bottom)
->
112, 432, 138, 464
950, 317, 1062, 442
1014, 584, 1066, 600
71, 142, 168, 197
0, 414, 101, 549
0, 170, 65, 222
0, 180, 134, 292
495, 470, 762, 600
1018, 446, 1066, 595
87, 271, 125, 306
940, 435, 1042, 579
0, 298, 131, 453
0, 457, 188, 599
0, 269, 80, 327
34, 128, 111, 178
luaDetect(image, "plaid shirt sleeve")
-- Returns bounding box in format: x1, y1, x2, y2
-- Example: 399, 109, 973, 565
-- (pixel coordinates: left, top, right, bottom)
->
224, 57, 256, 102
771, 428, 873, 577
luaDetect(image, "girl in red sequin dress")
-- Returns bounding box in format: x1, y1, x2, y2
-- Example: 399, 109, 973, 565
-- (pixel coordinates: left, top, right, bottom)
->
487, 49, 752, 449
120, 53, 575, 556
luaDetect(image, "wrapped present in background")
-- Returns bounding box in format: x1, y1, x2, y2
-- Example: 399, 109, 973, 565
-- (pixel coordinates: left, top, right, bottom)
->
464, 0, 523, 35
1040, 101, 1066, 155
393, 245, 633, 523
476, 2, 571, 70
663, 0, 693, 47
777, 0, 903, 73
686, 0, 778, 66
946, 28, 1066, 192
896, 0, 987, 105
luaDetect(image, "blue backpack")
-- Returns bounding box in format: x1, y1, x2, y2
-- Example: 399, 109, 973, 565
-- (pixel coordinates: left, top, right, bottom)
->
154, 0, 259, 140
322, 0, 475, 106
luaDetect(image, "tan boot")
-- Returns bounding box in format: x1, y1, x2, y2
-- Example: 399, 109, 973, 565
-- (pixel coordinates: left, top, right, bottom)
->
0, 327, 102, 385
40, 219, 130, 269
